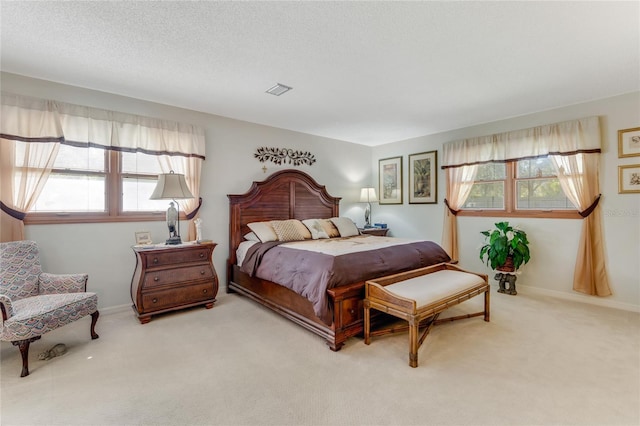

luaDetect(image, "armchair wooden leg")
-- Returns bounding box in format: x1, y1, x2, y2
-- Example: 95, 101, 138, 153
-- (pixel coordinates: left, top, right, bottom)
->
90, 311, 100, 340
13, 336, 41, 377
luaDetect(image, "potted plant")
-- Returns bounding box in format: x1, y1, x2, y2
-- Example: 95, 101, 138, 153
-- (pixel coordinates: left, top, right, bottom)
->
479, 221, 531, 272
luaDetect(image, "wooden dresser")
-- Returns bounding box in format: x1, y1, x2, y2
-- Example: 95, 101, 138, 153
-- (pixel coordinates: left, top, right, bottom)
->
130, 242, 218, 324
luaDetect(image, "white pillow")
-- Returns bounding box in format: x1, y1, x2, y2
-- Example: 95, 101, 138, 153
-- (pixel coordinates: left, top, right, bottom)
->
247, 221, 278, 243
302, 219, 330, 239
243, 232, 261, 242
330, 217, 360, 237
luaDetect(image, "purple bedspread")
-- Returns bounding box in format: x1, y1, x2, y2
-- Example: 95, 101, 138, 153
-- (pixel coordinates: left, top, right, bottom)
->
240, 237, 450, 324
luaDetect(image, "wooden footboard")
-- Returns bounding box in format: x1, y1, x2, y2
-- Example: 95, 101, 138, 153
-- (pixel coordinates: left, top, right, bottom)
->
229, 264, 365, 351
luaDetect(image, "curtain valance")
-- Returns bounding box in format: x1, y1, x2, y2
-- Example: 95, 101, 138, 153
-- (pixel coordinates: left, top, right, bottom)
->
1, 92, 206, 159
442, 116, 600, 169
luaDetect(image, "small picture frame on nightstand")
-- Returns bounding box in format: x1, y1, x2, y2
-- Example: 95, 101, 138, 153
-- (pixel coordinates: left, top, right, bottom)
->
135, 231, 152, 245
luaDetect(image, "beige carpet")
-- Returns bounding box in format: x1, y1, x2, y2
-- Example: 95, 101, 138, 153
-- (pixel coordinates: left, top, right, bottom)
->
1, 286, 638, 426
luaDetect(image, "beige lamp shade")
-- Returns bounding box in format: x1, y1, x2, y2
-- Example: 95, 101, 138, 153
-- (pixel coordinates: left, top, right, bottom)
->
359, 187, 378, 203
150, 171, 194, 200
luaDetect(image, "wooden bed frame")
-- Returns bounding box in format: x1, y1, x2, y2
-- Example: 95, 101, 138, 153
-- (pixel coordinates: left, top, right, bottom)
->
227, 169, 370, 351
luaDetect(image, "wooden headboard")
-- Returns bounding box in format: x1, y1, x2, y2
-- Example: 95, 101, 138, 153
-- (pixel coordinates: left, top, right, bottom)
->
227, 169, 341, 266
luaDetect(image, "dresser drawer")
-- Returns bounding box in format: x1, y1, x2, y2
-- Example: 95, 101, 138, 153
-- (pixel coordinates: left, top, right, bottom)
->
142, 282, 214, 312
143, 264, 214, 289
144, 248, 211, 268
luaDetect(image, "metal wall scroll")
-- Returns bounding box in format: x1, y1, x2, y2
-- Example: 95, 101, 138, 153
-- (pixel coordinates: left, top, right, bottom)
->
254, 147, 316, 166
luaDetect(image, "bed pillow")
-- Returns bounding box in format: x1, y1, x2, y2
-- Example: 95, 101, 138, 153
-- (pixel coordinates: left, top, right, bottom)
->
243, 232, 261, 242
247, 221, 279, 243
330, 217, 360, 237
319, 219, 341, 238
302, 219, 330, 240
271, 219, 312, 242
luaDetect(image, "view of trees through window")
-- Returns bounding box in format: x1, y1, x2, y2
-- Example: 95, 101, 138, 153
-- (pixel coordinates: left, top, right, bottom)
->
463, 157, 575, 212
25, 146, 167, 219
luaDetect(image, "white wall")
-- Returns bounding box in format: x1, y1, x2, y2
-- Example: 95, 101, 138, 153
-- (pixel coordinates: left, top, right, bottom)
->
3, 72, 638, 312
372, 92, 640, 311
1, 72, 372, 310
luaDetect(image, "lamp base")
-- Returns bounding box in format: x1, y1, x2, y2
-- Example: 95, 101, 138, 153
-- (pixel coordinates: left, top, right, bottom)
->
165, 236, 182, 245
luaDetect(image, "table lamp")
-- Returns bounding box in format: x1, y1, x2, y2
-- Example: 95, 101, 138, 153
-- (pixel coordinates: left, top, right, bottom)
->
150, 171, 194, 245
359, 187, 378, 228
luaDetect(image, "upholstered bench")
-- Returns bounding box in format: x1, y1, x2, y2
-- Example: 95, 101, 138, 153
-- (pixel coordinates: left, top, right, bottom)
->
364, 262, 489, 367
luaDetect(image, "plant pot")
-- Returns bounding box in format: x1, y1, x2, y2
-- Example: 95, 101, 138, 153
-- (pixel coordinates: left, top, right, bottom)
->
496, 256, 515, 272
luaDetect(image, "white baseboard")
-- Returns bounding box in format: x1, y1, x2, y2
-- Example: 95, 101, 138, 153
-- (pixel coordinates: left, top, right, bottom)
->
515, 284, 640, 313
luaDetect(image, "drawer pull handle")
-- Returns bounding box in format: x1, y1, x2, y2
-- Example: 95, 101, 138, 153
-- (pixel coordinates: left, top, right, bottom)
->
350, 309, 355, 315
203, 289, 208, 294
200, 270, 205, 275
154, 277, 159, 282
199, 253, 205, 258
153, 258, 158, 264
152, 298, 158, 303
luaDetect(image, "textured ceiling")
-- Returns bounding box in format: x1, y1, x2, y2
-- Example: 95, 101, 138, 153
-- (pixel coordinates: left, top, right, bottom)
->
1, 1, 638, 146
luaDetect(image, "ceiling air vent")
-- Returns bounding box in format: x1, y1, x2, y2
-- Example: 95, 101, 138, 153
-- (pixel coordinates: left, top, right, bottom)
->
265, 83, 293, 96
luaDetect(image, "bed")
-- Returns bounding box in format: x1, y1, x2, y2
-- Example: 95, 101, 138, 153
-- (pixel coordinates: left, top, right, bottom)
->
227, 169, 450, 350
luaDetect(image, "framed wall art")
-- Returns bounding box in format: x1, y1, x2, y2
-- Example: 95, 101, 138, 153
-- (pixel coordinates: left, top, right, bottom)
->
618, 164, 640, 194
618, 127, 640, 158
408, 151, 437, 204
135, 231, 152, 245
378, 156, 403, 204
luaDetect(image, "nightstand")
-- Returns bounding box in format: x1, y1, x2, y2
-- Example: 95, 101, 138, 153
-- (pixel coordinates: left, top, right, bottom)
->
130, 241, 218, 323
359, 227, 389, 236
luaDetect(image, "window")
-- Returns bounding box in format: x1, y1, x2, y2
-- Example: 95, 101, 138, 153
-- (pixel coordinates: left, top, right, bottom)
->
461, 157, 579, 218
25, 147, 169, 224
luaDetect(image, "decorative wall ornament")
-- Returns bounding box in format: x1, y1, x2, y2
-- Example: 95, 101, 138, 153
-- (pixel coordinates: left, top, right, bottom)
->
255, 147, 316, 166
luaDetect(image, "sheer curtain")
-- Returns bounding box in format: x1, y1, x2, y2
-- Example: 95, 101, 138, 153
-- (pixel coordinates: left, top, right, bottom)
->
1, 95, 62, 241
441, 164, 477, 260
550, 153, 611, 296
441, 116, 610, 296
1, 93, 206, 242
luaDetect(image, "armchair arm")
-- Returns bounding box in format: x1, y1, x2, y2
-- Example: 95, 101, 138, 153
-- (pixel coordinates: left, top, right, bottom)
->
0, 294, 14, 322
39, 273, 89, 294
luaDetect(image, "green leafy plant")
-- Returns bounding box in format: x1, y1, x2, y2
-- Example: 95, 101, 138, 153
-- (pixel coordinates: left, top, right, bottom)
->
479, 221, 531, 270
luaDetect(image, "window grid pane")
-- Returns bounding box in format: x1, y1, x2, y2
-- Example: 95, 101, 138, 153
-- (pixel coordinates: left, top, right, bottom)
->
53, 145, 106, 172
516, 179, 574, 210
463, 182, 505, 209
31, 173, 105, 212
517, 158, 556, 179
475, 163, 506, 181
121, 152, 163, 174
122, 176, 167, 212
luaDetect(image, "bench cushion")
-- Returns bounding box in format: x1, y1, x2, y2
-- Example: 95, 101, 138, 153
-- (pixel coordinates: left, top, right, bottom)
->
384, 269, 486, 309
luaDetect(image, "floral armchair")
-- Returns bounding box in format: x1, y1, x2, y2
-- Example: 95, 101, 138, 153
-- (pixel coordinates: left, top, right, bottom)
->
0, 240, 99, 377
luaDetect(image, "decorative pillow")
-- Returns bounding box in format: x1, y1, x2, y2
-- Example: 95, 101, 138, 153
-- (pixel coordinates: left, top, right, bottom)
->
330, 217, 360, 237
319, 219, 340, 238
302, 219, 330, 240
271, 219, 312, 242
243, 232, 261, 242
247, 222, 279, 243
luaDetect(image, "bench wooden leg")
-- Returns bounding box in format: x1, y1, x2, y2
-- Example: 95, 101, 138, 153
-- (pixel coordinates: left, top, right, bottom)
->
364, 301, 371, 345
409, 316, 419, 368
484, 289, 490, 322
